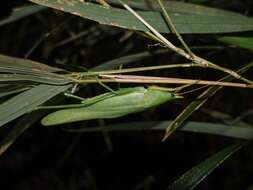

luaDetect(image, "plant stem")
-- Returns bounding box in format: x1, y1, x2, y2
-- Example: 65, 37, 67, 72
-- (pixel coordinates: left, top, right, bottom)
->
156, 0, 194, 56
119, 1, 253, 85
66, 63, 198, 77
71, 74, 253, 89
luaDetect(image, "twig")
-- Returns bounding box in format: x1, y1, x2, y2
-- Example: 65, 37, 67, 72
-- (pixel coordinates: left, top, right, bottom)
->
66, 62, 199, 77
97, 0, 110, 7
156, 0, 194, 56
71, 74, 253, 89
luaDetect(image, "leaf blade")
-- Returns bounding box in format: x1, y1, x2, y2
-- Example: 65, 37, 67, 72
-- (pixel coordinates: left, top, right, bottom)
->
0, 53, 63, 72
28, 0, 253, 34
0, 84, 71, 127
167, 142, 245, 190
219, 36, 253, 51
66, 121, 253, 140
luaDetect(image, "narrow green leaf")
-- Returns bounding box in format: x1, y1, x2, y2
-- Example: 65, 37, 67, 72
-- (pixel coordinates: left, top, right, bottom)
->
0, 85, 30, 99
0, 54, 71, 85
0, 84, 72, 127
167, 142, 245, 190
0, 54, 63, 72
0, 5, 46, 27
219, 36, 253, 51
66, 121, 253, 140
28, 0, 253, 34
0, 73, 71, 85
107, 0, 241, 17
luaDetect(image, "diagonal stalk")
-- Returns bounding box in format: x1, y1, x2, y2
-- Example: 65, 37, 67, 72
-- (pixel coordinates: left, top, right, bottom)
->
156, 0, 194, 56
119, 0, 253, 85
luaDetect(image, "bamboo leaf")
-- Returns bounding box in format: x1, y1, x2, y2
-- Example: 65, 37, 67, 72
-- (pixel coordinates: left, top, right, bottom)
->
0, 73, 71, 85
0, 85, 30, 99
219, 36, 253, 51
107, 0, 242, 17
66, 121, 253, 140
0, 54, 63, 72
0, 54, 71, 85
167, 142, 245, 190
0, 84, 72, 127
28, 0, 253, 34
0, 5, 46, 27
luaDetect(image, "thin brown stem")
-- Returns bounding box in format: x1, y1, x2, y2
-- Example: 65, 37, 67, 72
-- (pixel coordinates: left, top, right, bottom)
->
66, 63, 196, 77
71, 74, 253, 89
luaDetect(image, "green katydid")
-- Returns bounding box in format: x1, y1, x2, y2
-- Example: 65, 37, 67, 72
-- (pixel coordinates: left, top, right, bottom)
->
41, 86, 182, 126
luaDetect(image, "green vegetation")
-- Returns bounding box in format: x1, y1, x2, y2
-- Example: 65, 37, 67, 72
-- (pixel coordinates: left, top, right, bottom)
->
0, 0, 252, 189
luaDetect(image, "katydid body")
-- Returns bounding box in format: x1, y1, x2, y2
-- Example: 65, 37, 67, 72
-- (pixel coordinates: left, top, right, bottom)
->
41, 87, 181, 126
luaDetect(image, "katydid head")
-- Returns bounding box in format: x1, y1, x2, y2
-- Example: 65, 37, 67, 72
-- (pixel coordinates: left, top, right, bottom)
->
171, 93, 183, 99
142, 87, 182, 109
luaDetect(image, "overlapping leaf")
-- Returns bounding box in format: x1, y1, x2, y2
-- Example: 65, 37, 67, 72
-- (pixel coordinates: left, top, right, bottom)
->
108, 0, 243, 16
0, 54, 71, 85
0, 84, 72, 127
0, 54, 63, 72
0, 73, 70, 85
219, 36, 253, 51
67, 121, 253, 140
0, 85, 30, 99
28, 0, 253, 34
